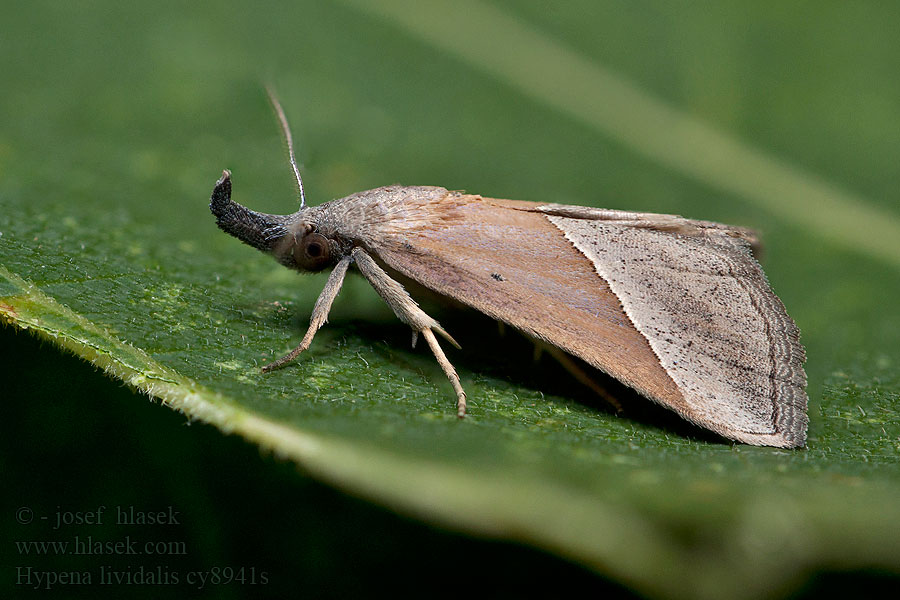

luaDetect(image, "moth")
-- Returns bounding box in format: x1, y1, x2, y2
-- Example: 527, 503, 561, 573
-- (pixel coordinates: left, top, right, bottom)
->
210, 92, 808, 448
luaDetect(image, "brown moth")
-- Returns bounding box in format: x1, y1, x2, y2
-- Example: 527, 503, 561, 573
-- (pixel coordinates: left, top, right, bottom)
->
210, 92, 808, 448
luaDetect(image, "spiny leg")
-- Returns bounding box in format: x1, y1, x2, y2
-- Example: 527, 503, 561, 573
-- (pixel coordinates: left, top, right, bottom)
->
421, 329, 467, 417
351, 247, 467, 417
263, 255, 352, 372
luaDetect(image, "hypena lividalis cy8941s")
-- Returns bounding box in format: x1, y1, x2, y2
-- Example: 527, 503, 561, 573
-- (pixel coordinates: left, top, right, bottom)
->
209, 91, 807, 448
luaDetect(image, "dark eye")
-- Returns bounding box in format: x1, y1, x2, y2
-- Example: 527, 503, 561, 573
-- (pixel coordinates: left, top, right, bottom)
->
293, 232, 332, 271
306, 241, 323, 257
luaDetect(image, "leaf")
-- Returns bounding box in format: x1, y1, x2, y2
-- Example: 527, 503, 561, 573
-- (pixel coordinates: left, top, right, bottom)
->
1, 1, 898, 598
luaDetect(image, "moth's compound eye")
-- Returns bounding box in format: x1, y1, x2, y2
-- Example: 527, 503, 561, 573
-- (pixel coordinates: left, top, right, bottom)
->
293, 232, 332, 271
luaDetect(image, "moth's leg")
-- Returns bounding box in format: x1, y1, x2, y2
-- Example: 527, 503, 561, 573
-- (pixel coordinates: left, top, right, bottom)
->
542, 345, 624, 413
262, 255, 352, 372
419, 329, 467, 418
351, 247, 467, 417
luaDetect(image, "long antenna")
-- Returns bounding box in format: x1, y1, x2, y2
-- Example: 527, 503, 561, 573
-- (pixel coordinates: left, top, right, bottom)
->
265, 85, 307, 209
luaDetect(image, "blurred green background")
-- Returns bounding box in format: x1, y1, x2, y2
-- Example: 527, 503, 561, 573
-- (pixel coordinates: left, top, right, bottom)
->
2, 1, 899, 598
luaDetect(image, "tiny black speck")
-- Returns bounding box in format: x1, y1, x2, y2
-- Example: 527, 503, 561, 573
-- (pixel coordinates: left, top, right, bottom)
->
491, 273, 505, 282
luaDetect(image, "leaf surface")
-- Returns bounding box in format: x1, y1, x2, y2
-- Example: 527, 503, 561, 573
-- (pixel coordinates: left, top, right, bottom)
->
2, 1, 898, 597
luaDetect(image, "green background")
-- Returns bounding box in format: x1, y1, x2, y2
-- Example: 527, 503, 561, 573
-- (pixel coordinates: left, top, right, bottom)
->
2, 1, 898, 598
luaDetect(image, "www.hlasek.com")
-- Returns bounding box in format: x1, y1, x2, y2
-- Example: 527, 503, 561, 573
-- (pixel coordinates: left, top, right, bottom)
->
16, 535, 187, 557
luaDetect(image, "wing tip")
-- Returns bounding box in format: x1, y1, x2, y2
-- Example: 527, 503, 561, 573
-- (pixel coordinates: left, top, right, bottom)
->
718, 402, 809, 449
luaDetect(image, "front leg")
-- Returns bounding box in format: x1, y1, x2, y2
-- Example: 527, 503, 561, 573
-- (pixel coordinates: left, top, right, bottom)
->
351, 247, 467, 418
263, 255, 352, 372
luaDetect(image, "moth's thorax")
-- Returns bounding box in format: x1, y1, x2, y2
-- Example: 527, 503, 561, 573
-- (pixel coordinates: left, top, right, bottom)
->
310, 185, 463, 245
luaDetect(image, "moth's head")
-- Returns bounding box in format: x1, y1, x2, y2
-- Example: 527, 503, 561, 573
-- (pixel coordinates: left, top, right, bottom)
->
209, 170, 334, 273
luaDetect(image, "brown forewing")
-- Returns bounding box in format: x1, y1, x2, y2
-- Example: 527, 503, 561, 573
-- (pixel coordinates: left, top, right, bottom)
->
367, 193, 687, 413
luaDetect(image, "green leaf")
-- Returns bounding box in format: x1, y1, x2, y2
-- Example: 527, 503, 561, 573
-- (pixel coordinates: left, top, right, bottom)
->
2, 1, 898, 598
